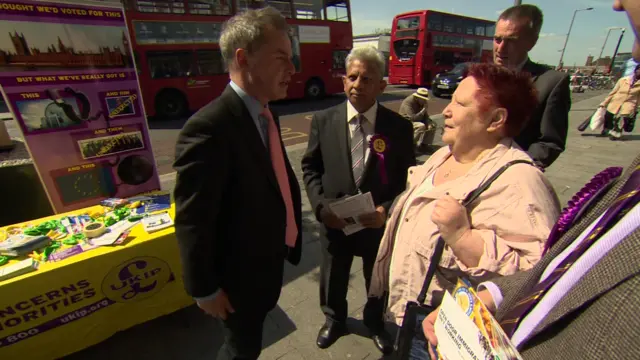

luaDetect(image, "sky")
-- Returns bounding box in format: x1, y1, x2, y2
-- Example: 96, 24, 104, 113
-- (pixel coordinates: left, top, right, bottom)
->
0, 21, 126, 54
350, 0, 635, 66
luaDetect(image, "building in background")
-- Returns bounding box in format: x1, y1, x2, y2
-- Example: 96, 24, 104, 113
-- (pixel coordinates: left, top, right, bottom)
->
353, 33, 391, 76
585, 55, 594, 66
611, 52, 633, 77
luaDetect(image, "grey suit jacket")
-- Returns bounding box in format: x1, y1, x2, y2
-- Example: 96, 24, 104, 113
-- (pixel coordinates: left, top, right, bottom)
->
493, 153, 640, 359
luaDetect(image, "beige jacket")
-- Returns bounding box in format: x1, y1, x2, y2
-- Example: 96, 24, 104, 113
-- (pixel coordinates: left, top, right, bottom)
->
600, 76, 640, 116
369, 139, 560, 325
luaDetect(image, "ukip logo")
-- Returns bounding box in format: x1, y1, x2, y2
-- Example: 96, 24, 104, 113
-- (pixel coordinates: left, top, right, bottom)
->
101, 256, 174, 303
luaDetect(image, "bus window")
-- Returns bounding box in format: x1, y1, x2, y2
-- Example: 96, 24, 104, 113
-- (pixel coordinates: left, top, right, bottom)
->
325, 0, 349, 22
136, 0, 185, 13
236, 0, 292, 17
397, 16, 420, 30
332, 50, 349, 70
188, 0, 232, 15
196, 50, 226, 75
147, 51, 194, 78
486, 23, 496, 37
475, 23, 486, 36
427, 13, 442, 31
393, 39, 419, 60
443, 15, 455, 33
293, 0, 324, 19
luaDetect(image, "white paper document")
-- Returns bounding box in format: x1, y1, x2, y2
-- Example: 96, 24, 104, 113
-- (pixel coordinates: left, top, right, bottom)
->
328, 192, 376, 235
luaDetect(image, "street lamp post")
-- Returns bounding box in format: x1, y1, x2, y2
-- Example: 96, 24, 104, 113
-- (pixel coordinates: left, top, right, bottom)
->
609, 28, 626, 74
514, 0, 522, 5
558, 7, 594, 69
599, 27, 624, 60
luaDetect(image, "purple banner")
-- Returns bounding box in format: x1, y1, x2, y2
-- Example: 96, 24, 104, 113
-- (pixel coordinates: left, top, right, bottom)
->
0, 0, 161, 213
0, 1, 124, 22
0, 298, 115, 347
0, 71, 137, 87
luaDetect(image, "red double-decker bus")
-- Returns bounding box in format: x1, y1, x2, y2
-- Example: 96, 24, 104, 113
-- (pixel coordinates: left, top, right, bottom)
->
388, 10, 494, 87
121, 0, 352, 118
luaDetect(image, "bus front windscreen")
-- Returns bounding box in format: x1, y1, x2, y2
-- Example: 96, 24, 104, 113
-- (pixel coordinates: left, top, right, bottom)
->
394, 39, 419, 60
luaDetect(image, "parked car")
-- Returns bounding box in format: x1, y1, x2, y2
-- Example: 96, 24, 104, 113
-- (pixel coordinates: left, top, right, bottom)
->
430, 62, 471, 97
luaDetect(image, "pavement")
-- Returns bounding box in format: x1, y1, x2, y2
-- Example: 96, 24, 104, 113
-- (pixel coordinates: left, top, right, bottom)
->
61, 90, 640, 360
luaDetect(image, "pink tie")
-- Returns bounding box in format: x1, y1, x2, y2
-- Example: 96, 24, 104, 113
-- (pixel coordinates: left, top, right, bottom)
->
262, 107, 298, 248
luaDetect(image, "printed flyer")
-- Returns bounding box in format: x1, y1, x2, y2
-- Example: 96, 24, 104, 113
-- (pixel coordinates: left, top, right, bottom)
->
434, 279, 523, 360
0, 0, 160, 213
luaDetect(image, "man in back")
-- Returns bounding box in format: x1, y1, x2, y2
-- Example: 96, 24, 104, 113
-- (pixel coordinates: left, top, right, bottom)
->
493, 4, 571, 168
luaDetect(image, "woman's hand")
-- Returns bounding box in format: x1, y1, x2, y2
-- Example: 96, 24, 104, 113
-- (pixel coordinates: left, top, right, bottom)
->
422, 309, 440, 359
431, 195, 471, 245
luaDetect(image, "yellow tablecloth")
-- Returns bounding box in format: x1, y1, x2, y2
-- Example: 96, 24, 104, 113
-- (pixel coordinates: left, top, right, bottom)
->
0, 203, 193, 359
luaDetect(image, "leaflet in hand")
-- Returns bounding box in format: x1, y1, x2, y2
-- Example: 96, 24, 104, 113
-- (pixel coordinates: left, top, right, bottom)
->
328, 192, 376, 235
434, 279, 523, 360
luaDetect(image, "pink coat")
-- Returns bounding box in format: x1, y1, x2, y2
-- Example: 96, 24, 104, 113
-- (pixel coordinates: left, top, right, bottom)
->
369, 139, 561, 325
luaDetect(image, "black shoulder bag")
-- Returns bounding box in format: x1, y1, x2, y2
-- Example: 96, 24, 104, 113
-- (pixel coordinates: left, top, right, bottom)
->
393, 160, 533, 360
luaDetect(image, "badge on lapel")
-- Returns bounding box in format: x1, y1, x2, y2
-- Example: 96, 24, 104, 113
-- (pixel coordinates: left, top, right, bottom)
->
370, 134, 389, 184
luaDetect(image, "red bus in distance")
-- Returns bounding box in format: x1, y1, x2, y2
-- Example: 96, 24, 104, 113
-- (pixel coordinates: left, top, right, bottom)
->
388, 10, 494, 87
121, 0, 352, 118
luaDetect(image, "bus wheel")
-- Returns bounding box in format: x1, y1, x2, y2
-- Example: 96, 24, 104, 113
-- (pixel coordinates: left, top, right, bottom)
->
155, 89, 187, 119
305, 78, 325, 99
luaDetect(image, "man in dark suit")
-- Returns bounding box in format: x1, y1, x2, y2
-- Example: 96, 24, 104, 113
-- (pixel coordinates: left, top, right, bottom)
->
173, 7, 301, 360
301, 46, 416, 354
493, 5, 571, 168
422, 5, 640, 356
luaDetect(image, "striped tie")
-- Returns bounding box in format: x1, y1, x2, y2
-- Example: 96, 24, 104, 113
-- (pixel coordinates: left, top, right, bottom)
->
499, 165, 640, 338
351, 114, 367, 186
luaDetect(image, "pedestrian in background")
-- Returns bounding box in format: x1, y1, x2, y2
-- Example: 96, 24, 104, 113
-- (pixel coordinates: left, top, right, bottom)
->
399, 88, 437, 152
598, 63, 640, 140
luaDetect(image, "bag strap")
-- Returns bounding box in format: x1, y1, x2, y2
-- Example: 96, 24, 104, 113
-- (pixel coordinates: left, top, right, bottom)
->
415, 159, 534, 304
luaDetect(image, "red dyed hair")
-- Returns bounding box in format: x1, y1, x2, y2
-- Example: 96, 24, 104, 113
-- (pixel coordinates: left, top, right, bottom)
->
464, 63, 538, 137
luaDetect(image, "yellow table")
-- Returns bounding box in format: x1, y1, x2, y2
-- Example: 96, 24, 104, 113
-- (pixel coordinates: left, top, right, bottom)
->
0, 203, 193, 359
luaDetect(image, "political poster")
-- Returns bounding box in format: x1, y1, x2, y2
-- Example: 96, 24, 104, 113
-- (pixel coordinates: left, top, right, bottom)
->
0, 0, 160, 213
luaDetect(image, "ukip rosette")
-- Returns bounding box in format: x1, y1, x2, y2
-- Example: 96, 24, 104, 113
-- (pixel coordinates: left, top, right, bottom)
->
369, 134, 389, 184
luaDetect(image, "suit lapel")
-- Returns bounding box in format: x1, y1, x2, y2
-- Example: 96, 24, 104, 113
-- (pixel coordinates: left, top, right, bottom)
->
223, 85, 279, 192
528, 227, 640, 340
519, 154, 640, 343
522, 59, 545, 82
361, 105, 389, 184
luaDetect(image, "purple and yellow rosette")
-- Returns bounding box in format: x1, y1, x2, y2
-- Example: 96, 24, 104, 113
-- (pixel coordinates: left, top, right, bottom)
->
369, 134, 389, 184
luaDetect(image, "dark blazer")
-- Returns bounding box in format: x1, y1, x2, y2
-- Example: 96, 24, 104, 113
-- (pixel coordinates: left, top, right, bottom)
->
493, 154, 640, 359
515, 60, 571, 168
173, 85, 302, 309
301, 102, 416, 256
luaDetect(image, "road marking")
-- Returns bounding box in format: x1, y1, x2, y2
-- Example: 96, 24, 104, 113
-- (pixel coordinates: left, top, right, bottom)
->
281, 127, 307, 141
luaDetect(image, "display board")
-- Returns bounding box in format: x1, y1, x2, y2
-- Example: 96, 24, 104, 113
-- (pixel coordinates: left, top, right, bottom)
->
0, 0, 160, 213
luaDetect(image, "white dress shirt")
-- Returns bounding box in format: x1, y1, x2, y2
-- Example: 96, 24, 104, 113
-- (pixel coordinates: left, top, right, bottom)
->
346, 100, 377, 164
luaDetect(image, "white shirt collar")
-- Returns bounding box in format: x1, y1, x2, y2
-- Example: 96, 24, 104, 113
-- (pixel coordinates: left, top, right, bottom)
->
347, 100, 378, 125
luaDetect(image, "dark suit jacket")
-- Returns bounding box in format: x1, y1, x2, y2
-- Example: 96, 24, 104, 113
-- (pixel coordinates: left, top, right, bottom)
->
301, 102, 416, 256
515, 60, 571, 168
493, 154, 640, 359
173, 85, 302, 309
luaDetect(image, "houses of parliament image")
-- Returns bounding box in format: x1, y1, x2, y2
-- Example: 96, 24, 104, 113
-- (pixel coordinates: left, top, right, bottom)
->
0, 29, 133, 71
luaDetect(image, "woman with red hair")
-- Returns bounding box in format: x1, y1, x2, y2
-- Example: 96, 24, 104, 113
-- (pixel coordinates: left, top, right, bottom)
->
369, 63, 561, 326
